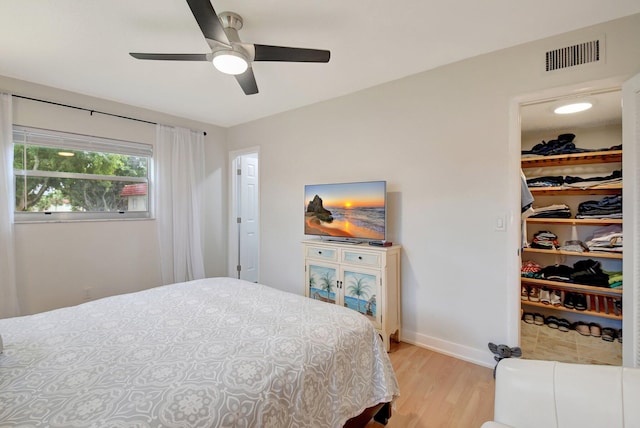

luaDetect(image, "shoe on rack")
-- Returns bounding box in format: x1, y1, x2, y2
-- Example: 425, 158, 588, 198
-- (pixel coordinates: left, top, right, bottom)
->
614, 299, 622, 314
574, 294, 587, 311
550, 290, 562, 306
521, 286, 529, 301
539, 288, 551, 304
529, 287, 540, 302
563, 292, 575, 309
522, 312, 534, 324
618, 329, 622, 343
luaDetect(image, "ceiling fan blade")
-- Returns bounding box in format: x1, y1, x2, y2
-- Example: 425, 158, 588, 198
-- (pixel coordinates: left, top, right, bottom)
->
253, 44, 330, 63
235, 68, 259, 95
185, 0, 229, 44
130, 53, 209, 61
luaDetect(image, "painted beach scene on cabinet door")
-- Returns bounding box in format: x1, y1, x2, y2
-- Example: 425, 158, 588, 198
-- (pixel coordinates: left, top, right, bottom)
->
307, 264, 378, 323
308, 264, 337, 304
343, 270, 377, 323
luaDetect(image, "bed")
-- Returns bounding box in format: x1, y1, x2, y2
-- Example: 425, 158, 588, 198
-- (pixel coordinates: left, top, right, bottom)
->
0, 277, 399, 427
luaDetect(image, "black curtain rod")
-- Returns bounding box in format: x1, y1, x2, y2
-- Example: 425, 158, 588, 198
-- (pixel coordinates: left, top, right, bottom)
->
12, 94, 206, 136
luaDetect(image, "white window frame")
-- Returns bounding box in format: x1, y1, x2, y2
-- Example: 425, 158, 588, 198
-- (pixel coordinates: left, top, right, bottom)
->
13, 126, 153, 222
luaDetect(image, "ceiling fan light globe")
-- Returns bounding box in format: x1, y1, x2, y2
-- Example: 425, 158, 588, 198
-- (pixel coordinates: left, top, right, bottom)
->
213, 51, 248, 75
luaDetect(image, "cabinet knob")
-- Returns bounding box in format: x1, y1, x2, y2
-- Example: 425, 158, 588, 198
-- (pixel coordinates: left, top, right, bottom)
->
318, 251, 322, 255
358, 256, 362, 260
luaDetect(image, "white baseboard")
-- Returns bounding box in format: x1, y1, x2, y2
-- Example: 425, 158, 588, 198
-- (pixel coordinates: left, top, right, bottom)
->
400, 329, 496, 369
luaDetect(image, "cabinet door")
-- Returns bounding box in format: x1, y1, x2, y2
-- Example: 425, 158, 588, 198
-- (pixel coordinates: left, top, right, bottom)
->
306, 261, 339, 305
341, 266, 382, 329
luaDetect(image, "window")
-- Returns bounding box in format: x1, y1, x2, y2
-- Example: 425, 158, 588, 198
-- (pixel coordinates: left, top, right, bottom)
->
13, 126, 152, 221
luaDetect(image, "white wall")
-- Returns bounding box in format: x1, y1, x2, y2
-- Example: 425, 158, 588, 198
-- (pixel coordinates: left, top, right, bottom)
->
3, 14, 638, 366
1, 76, 228, 315
226, 14, 640, 366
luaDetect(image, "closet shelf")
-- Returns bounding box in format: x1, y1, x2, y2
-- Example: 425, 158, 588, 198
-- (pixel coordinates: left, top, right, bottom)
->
521, 277, 622, 296
522, 247, 622, 260
521, 150, 622, 168
529, 184, 622, 195
526, 218, 623, 226
521, 144, 624, 336
521, 300, 622, 321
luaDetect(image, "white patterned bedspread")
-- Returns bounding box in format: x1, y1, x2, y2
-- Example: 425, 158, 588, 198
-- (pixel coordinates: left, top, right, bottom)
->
0, 277, 399, 427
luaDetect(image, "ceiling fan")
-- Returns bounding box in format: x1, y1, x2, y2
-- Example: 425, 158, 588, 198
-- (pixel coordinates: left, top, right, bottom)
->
129, 0, 331, 95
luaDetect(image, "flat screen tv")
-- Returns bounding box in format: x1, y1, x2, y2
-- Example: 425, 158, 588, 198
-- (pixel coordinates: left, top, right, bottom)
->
304, 180, 386, 242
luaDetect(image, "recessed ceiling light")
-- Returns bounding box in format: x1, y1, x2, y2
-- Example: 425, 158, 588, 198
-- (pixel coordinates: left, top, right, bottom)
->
554, 102, 593, 115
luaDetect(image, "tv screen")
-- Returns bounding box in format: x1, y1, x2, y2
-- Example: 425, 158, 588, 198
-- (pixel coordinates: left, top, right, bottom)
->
304, 180, 386, 242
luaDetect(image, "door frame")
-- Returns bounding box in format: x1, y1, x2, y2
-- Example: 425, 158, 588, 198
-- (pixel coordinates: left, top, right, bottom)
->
228, 146, 261, 280
508, 76, 629, 352
622, 72, 640, 367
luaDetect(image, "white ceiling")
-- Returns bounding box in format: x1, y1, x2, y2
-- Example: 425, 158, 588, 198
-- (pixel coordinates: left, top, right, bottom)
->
521, 89, 623, 134
1, 1, 639, 127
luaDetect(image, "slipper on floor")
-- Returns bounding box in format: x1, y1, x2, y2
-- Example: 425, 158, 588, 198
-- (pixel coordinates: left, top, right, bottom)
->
558, 318, 571, 332
602, 327, 616, 342
575, 322, 590, 336
522, 312, 534, 324
534, 313, 544, 326
589, 322, 602, 337
545, 316, 559, 329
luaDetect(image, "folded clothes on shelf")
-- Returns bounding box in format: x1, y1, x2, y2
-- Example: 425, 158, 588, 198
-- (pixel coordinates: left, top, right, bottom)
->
558, 240, 589, 253
521, 132, 622, 157
529, 203, 571, 218
526, 175, 564, 188
523, 260, 621, 288
571, 259, 609, 287
530, 230, 560, 249
586, 224, 623, 253
521, 133, 579, 156
604, 270, 623, 288
521, 260, 542, 278
563, 170, 622, 188
526, 170, 622, 189
576, 195, 622, 219
539, 264, 573, 282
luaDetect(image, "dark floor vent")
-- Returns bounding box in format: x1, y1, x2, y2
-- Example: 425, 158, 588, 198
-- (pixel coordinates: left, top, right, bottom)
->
545, 39, 601, 72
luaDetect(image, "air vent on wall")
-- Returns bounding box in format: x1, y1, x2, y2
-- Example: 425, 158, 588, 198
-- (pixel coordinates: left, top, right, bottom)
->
545, 39, 603, 72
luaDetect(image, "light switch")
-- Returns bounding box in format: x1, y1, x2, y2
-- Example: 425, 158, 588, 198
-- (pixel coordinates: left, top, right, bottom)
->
495, 215, 506, 231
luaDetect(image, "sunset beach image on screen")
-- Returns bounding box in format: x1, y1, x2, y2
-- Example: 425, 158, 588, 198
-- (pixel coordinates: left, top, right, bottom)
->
304, 181, 386, 240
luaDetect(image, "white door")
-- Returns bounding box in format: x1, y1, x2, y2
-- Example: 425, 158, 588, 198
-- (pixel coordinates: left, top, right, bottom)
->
622, 72, 640, 367
238, 153, 259, 282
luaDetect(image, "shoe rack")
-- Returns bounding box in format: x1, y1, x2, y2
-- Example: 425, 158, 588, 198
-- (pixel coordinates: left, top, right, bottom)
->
520, 139, 623, 347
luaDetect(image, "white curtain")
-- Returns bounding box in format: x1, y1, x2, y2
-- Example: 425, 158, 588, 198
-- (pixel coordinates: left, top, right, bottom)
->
0, 93, 20, 318
155, 124, 206, 284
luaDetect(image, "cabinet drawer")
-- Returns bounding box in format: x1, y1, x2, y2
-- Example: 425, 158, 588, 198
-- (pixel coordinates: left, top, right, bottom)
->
305, 246, 338, 261
342, 250, 380, 267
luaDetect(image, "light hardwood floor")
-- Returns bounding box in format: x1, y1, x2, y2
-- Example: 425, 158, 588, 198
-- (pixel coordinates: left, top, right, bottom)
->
365, 342, 495, 428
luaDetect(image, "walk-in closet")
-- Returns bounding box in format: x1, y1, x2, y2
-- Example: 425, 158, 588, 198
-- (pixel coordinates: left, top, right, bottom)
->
519, 89, 623, 365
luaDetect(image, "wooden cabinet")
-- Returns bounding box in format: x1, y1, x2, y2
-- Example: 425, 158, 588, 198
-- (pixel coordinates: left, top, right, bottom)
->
303, 239, 401, 351
521, 150, 623, 322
